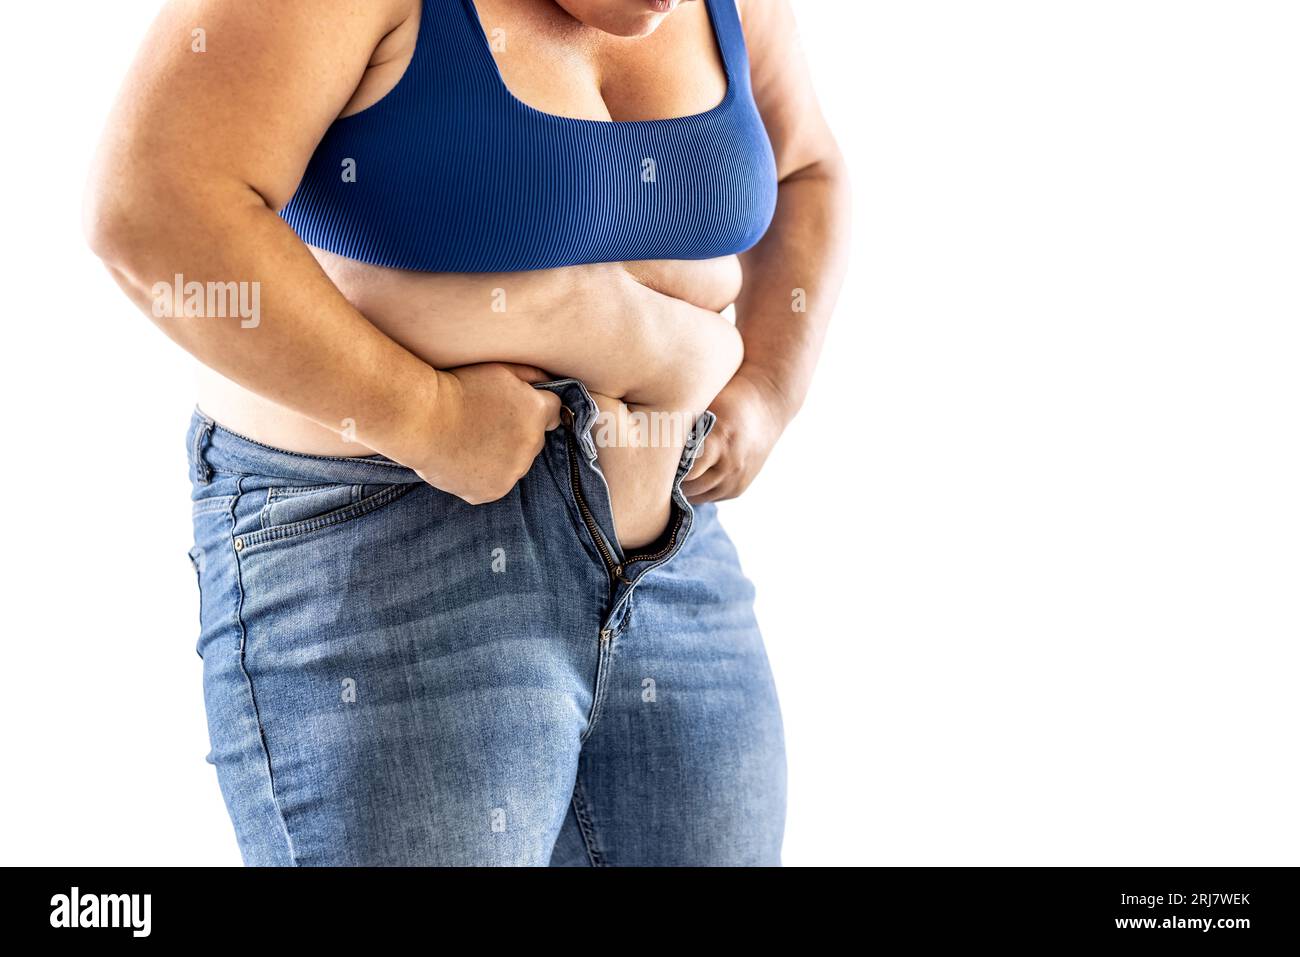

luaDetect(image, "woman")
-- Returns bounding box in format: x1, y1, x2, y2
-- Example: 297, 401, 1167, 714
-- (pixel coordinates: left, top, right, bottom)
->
86, 0, 848, 865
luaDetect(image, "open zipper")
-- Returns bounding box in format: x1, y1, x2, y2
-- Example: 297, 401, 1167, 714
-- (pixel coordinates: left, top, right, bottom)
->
564, 417, 686, 596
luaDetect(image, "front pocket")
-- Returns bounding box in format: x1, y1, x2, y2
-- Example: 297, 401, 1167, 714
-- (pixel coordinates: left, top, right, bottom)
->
260, 484, 358, 530
238, 483, 414, 550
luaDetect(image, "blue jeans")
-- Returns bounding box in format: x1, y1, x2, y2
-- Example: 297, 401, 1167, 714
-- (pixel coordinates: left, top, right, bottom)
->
186, 379, 786, 865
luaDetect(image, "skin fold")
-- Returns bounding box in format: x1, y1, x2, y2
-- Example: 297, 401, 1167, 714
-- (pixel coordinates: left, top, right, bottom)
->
85, 0, 849, 549
201, 255, 744, 546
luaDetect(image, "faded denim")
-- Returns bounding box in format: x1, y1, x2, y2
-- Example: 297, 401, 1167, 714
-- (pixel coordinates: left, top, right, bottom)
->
186, 379, 785, 866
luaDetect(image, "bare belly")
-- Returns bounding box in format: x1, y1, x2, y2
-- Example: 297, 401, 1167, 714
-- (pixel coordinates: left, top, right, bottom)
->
197, 250, 744, 547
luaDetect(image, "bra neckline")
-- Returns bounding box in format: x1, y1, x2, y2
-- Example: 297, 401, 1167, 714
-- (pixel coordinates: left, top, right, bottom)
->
460, 0, 736, 128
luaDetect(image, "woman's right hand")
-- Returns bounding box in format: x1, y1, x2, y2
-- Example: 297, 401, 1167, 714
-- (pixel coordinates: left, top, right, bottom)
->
415, 364, 562, 505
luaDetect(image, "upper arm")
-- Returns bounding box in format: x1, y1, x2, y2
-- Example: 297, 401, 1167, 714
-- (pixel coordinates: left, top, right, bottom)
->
88, 0, 413, 226
737, 0, 842, 180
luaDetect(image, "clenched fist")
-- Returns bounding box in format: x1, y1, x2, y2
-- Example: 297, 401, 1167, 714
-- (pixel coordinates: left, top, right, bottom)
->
414, 363, 561, 505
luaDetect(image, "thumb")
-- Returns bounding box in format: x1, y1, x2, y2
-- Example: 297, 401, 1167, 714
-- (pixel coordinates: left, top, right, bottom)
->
498, 364, 556, 385
537, 391, 562, 431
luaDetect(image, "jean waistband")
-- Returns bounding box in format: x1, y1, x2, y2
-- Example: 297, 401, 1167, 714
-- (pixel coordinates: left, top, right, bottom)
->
187, 410, 423, 487
188, 377, 715, 492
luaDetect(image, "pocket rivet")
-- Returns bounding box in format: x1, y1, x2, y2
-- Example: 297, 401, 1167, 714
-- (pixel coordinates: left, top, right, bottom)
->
233, 537, 244, 551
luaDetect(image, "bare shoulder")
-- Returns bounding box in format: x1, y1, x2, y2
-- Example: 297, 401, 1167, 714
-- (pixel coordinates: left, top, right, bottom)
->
92, 0, 421, 212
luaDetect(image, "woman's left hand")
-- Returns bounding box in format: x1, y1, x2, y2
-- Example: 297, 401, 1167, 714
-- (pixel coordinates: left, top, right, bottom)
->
682, 368, 791, 504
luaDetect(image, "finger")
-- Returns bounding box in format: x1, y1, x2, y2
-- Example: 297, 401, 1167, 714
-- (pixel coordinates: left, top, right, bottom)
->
689, 474, 738, 503
682, 468, 727, 499
537, 391, 562, 430
685, 438, 723, 481
530, 428, 549, 461
500, 363, 556, 385
690, 486, 731, 504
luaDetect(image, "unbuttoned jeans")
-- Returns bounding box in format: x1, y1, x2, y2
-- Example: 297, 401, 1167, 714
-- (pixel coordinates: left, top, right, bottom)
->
185, 379, 785, 865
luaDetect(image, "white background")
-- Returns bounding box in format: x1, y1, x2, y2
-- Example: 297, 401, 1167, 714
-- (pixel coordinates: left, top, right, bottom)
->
1, 1, 1296, 866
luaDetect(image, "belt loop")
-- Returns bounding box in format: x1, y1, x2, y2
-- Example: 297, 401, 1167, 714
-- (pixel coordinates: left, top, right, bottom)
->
191, 413, 215, 485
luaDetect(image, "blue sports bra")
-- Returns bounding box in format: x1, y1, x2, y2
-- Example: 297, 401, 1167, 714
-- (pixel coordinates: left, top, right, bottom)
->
279, 0, 778, 273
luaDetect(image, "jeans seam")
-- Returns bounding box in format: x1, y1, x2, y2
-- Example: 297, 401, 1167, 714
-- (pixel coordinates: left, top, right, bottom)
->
230, 478, 299, 866
579, 632, 615, 745
569, 776, 605, 867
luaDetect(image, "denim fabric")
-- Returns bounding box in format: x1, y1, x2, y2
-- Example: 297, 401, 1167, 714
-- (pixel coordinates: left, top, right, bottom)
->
185, 379, 785, 866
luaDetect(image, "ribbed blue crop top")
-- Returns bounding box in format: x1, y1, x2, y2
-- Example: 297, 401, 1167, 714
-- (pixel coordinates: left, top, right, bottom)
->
279, 0, 777, 273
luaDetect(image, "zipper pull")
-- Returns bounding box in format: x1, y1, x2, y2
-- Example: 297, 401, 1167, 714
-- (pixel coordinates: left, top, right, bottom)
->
600, 629, 612, 645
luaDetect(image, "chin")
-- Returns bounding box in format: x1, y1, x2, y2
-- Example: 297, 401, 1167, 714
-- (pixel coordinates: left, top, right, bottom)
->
602, 17, 668, 38
554, 0, 684, 38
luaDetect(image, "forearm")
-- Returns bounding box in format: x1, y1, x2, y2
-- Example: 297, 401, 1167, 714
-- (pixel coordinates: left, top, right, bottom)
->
92, 184, 441, 465
734, 155, 851, 420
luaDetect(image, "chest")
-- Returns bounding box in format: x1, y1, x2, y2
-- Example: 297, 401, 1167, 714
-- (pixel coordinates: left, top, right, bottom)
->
471, 0, 729, 122
282, 0, 777, 272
